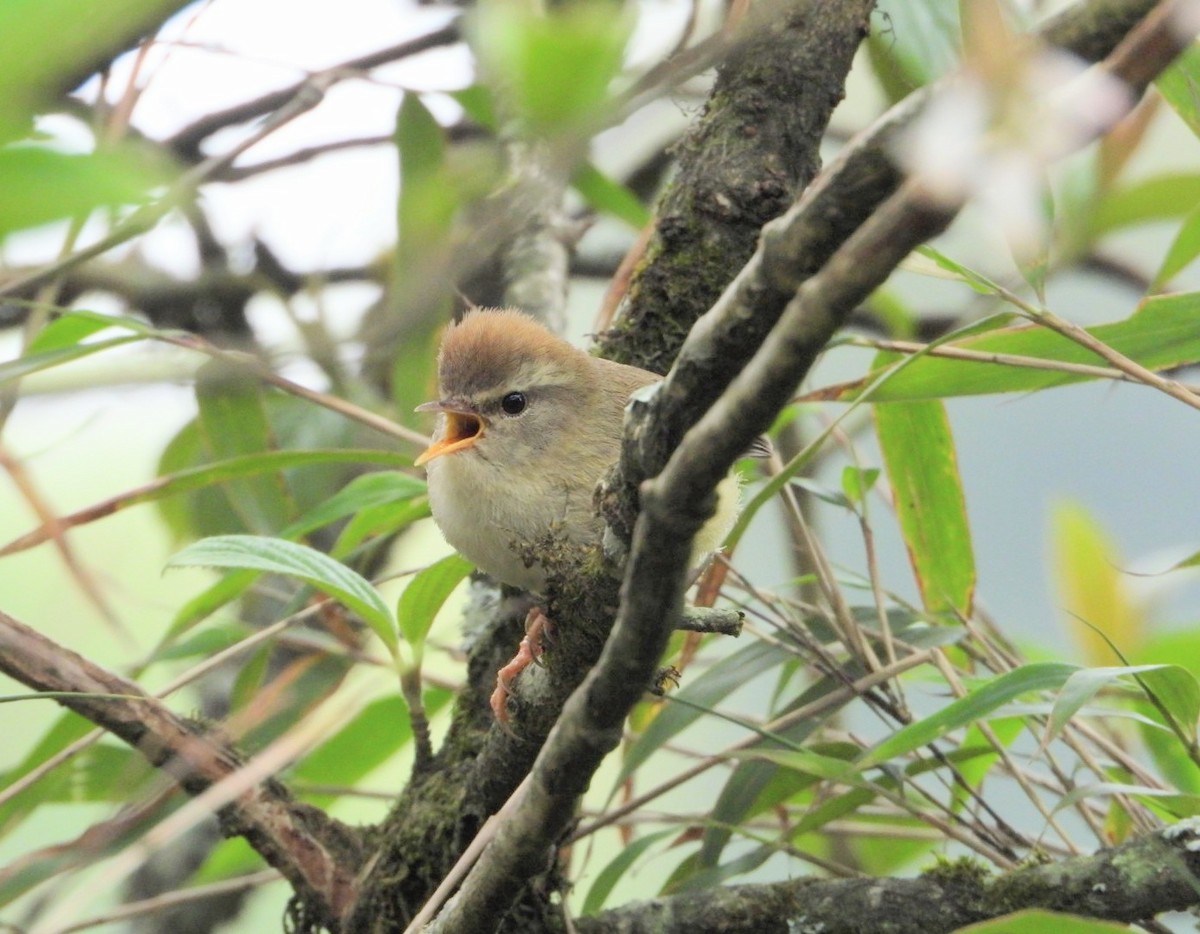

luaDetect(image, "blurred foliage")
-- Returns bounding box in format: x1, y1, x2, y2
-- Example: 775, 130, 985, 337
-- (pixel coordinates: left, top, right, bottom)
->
1, 0, 1200, 932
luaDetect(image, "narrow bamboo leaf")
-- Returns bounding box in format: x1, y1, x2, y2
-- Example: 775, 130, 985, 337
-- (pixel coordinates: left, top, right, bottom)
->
572, 162, 650, 229
1138, 665, 1200, 745
284, 471, 426, 542
332, 498, 431, 558
396, 554, 473, 650
956, 910, 1134, 933
0, 788, 167, 908
25, 311, 145, 354
195, 363, 295, 534
581, 829, 675, 916
614, 641, 789, 787
874, 395, 974, 618
1044, 665, 1172, 749
166, 535, 397, 653
866, 0, 961, 94
1156, 43, 1200, 140
816, 292, 1200, 402
858, 662, 1079, 770
1165, 548, 1200, 572
0, 336, 141, 385
700, 738, 851, 868
1151, 199, 1200, 288
1051, 501, 1141, 665
1091, 173, 1200, 234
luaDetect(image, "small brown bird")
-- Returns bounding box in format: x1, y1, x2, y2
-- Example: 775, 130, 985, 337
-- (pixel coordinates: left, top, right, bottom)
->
415, 309, 742, 721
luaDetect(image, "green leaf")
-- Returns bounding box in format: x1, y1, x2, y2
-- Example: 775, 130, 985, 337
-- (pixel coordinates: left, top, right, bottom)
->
396, 92, 451, 251
293, 690, 452, 806
1044, 665, 1173, 750
821, 292, 1200, 402
0, 335, 142, 385
0, 0, 185, 119
471, 1, 631, 132
396, 554, 473, 651
1091, 173, 1200, 235
0, 146, 164, 236
25, 310, 148, 354
840, 466, 880, 506
1156, 43, 1200, 141
284, 471, 426, 543
955, 909, 1135, 933
572, 162, 650, 229
449, 85, 498, 130
195, 363, 296, 534
615, 641, 790, 787
581, 829, 674, 916
1138, 665, 1200, 745
874, 395, 974, 617
166, 535, 397, 654
1152, 198, 1200, 288
0, 450, 410, 558
858, 662, 1079, 770
866, 0, 961, 95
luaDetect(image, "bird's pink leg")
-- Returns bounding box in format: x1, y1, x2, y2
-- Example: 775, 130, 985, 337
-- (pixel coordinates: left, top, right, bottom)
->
490, 607, 553, 725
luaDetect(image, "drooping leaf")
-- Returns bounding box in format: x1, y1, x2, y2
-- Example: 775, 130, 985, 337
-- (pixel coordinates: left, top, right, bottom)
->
1151, 198, 1200, 288
1051, 501, 1141, 665
166, 535, 397, 654
1155, 42, 1200, 141
1043, 665, 1174, 749
1091, 173, 1200, 235
874, 395, 974, 618
572, 162, 650, 229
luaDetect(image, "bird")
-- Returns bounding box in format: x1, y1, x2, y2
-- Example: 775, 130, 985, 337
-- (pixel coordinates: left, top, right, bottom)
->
414, 308, 744, 723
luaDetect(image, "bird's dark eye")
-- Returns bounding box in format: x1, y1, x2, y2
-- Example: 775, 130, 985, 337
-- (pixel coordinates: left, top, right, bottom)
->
500, 391, 527, 415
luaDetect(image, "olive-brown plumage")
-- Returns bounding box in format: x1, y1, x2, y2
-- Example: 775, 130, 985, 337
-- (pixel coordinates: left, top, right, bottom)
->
416, 309, 658, 593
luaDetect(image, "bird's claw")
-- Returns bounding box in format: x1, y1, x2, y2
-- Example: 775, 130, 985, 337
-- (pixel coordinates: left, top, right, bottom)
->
490, 607, 554, 728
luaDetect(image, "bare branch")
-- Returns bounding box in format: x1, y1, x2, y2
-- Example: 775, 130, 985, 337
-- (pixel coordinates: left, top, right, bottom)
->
163, 21, 462, 160
0, 609, 362, 929
574, 820, 1200, 934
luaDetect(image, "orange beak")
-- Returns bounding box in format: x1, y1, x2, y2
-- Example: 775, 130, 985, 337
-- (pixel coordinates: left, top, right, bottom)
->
413, 400, 485, 466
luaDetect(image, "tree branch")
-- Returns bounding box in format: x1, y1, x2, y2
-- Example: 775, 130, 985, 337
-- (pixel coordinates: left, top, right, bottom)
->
429, 1, 1192, 930
0, 609, 362, 929
575, 820, 1200, 934
163, 21, 462, 161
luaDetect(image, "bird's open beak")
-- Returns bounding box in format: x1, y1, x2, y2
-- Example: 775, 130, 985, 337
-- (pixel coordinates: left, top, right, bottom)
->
413, 400, 485, 466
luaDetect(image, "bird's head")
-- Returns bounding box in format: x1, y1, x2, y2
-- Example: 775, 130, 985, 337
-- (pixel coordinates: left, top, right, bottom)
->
414, 309, 594, 470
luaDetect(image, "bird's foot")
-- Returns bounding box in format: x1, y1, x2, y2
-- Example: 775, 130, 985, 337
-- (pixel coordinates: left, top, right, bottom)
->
490, 607, 553, 727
